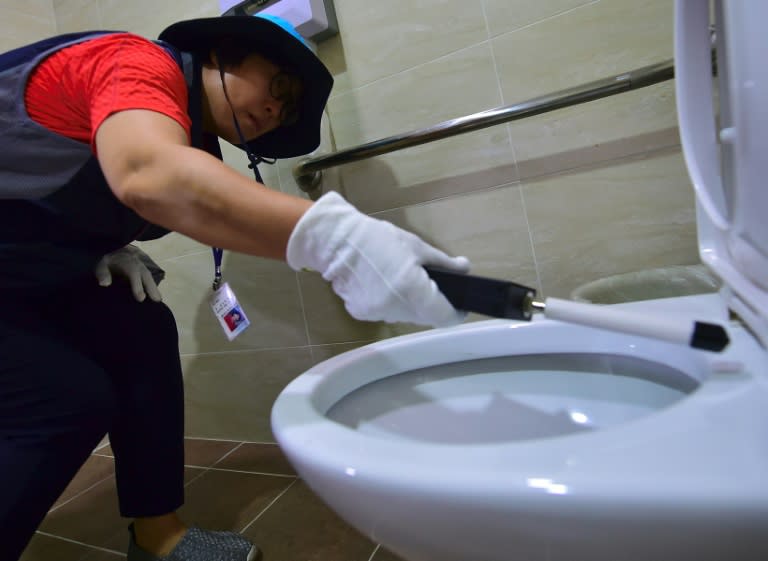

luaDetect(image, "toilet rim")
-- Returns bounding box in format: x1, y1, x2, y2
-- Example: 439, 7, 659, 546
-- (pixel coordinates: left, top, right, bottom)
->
274, 383, 768, 507
272, 316, 767, 494
280, 317, 715, 415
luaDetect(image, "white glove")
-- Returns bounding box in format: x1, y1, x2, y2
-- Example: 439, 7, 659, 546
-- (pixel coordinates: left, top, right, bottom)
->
287, 191, 471, 327
94, 245, 163, 303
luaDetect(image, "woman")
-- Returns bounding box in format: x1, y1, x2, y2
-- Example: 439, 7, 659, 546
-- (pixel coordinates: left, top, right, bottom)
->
0, 12, 469, 561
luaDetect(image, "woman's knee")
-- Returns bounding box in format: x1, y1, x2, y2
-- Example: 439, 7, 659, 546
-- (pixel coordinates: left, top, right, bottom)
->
94, 289, 179, 348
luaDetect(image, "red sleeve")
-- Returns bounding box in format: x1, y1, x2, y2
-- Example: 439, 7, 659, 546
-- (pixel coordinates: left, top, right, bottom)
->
25, 33, 192, 152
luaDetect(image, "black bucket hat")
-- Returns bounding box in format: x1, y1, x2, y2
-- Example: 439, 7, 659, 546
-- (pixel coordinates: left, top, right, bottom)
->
159, 14, 333, 159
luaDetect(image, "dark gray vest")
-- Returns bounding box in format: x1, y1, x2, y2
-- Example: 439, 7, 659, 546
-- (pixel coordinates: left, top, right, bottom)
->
0, 32, 218, 287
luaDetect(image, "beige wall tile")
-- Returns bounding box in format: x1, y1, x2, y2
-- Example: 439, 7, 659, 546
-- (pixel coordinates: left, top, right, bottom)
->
524, 148, 699, 299
300, 184, 541, 343
278, 110, 342, 199
159, 250, 308, 355
382, 184, 538, 287
328, 43, 518, 212
98, 0, 218, 36
135, 233, 208, 262
492, 0, 677, 177
298, 271, 414, 346
483, 0, 596, 38
511, 83, 680, 180
274, 154, 311, 199
329, 0, 488, 93
493, 0, 673, 102
309, 341, 375, 364
182, 347, 315, 441
381, 182, 540, 323
3, 0, 55, 13
0, 2, 56, 51
330, 43, 501, 146
53, 0, 101, 32
316, 33, 350, 95
337, 129, 518, 214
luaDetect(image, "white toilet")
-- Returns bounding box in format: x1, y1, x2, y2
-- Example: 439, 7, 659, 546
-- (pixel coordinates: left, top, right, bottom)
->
271, 2, 768, 560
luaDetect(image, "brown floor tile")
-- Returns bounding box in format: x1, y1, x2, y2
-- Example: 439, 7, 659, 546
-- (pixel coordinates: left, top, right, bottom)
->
242, 480, 377, 561
38, 476, 124, 550
178, 469, 295, 533
183, 438, 242, 467
183, 466, 207, 485
39, 467, 203, 553
19, 533, 93, 561
53, 455, 115, 509
212, 442, 296, 475
93, 438, 240, 469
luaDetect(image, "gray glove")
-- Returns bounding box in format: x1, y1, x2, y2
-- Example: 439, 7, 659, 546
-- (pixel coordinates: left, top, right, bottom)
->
94, 245, 164, 302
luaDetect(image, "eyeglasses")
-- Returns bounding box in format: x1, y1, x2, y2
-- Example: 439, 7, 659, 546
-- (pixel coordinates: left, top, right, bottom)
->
270, 72, 302, 126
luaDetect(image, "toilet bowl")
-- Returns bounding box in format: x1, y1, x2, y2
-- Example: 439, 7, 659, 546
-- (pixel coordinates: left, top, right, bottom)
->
272, 294, 768, 561
272, 2, 768, 560
571, 264, 720, 304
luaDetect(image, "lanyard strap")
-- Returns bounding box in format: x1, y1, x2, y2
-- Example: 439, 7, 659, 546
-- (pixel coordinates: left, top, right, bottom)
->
211, 160, 265, 290
211, 61, 268, 291
212, 247, 224, 290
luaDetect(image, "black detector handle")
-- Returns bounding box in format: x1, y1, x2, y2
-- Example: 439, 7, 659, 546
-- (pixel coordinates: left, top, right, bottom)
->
424, 266, 536, 321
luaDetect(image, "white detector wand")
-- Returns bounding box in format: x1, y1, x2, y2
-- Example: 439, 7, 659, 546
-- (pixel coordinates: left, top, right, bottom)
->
425, 266, 729, 352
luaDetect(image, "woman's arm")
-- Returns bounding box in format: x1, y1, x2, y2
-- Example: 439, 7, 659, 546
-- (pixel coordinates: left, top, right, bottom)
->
96, 107, 471, 327
95, 108, 311, 260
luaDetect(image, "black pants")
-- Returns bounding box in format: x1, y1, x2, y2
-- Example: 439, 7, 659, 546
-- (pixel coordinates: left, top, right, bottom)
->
0, 276, 185, 560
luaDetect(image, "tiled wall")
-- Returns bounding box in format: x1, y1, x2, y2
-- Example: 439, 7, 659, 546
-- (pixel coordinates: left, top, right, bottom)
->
5, 0, 699, 441
0, 0, 56, 51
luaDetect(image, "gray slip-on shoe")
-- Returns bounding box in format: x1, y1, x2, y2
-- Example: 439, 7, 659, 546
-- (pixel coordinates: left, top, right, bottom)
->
127, 524, 261, 561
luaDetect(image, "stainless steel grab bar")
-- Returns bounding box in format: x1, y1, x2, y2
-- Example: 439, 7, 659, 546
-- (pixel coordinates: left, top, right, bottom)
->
293, 60, 674, 193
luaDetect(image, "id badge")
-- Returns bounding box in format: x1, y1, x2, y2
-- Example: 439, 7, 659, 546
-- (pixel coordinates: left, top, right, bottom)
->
210, 282, 250, 341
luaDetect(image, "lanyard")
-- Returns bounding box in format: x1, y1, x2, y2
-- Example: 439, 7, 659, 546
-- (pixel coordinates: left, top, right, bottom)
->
211, 153, 265, 290
211, 61, 270, 291
212, 247, 224, 290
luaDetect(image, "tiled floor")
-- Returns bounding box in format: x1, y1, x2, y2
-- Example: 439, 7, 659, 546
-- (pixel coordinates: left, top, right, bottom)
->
20, 438, 406, 561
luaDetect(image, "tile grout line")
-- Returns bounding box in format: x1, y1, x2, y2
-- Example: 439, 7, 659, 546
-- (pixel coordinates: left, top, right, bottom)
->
517, 183, 544, 295
182, 442, 247, 488
35, 531, 126, 557
42, 440, 296, 556
182, 442, 298, 486
184, 437, 273, 444
238, 478, 299, 534
91, 455, 297, 479
180, 444, 243, 487
294, 271, 314, 354
179, 344, 311, 358
327, 0, 600, 102
211, 441, 245, 467
483, 0, 539, 296
199, 467, 297, 478
367, 543, 382, 561
178, 338, 380, 359
206, 441, 297, 477
47, 474, 115, 514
